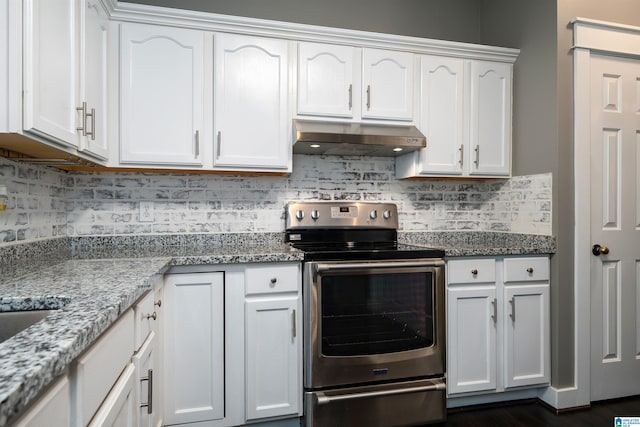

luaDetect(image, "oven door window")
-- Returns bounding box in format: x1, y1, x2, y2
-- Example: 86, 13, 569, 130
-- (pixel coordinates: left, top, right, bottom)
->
320, 270, 434, 356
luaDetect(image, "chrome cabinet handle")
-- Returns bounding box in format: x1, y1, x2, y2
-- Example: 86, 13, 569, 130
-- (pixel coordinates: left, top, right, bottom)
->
509, 298, 515, 321
458, 145, 464, 167
76, 102, 87, 136
366, 85, 371, 110
140, 369, 153, 414
195, 130, 200, 156
270, 277, 277, 285
526, 267, 534, 274
145, 312, 157, 321
86, 107, 95, 140
491, 298, 497, 322
292, 309, 296, 338
348, 84, 353, 110
154, 299, 162, 308
471, 269, 478, 276
474, 145, 480, 168
217, 131, 222, 158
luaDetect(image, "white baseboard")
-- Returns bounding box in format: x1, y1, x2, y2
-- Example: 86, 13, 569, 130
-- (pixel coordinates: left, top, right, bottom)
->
538, 386, 589, 410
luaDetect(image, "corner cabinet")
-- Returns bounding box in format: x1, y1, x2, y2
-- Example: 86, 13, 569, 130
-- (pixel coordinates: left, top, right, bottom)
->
297, 42, 414, 122
213, 34, 291, 171
396, 58, 512, 178
446, 256, 549, 399
118, 23, 205, 167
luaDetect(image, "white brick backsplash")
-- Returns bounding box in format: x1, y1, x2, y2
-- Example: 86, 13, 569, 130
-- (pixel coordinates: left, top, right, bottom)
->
0, 155, 552, 246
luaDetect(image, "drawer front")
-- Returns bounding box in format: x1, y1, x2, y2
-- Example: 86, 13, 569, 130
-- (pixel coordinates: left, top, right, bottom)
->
134, 290, 155, 350
245, 263, 299, 295
503, 257, 549, 283
447, 258, 496, 284
75, 309, 134, 426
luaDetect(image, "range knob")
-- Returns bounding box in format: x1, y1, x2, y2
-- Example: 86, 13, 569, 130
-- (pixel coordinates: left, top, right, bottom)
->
383, 210, 392, 220
369, 210, 378, 220
295, 210, 305, 221
310, 210, 320, 221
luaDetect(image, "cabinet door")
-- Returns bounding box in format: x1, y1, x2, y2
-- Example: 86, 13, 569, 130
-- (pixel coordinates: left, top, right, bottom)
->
134, 333, 158, 427
119, 23, 204, 166
245, 296, 301, 420
163, 272, 224, 425
80, 0, 109, 159
417, 55, 465, 175
23, 0, 79, 146
214, 33, 290, 170
467, 60, 511, 176
13, 376, 71, 427
297, 42, 356, 118
87, 364, 137, 427
447, 286, 497, 394
503, 284, 550, 388
361, 48, 414, 121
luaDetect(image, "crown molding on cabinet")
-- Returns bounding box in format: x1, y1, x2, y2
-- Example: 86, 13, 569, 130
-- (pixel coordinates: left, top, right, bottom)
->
104, 0, 519, 63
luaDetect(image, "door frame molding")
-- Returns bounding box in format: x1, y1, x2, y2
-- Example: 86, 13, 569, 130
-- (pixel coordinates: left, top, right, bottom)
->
564, 17, 640, 409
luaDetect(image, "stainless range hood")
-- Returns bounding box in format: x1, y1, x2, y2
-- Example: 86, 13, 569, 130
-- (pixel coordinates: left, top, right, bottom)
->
293, 119, 426, 157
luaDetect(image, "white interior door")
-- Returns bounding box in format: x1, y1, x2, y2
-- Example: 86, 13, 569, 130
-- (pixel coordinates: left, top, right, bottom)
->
589, 54, 640, 401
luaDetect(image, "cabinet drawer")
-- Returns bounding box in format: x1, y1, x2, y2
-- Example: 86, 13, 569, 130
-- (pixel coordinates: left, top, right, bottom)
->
447, 258, 496, 284
245, 263, 299, 295
134, 290, 155, 350
503, 257, 549, 282
74, 309, 134, 426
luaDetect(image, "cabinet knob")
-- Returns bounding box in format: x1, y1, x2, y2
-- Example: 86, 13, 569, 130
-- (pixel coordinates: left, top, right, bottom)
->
471, 269, 478, 276
145, 312, 157, 321
270, 277, 277, 285
526, 267, 534, 274
154, 299, 162, 308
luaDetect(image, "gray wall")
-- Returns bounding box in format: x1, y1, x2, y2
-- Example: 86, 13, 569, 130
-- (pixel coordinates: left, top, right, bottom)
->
125, 0, 483, 43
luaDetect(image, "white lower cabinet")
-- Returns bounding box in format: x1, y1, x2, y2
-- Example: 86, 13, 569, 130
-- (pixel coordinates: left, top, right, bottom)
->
245, 264, 302, 421
163, 272, 225, 425
447, 256, 550, 398
12, 375, 71, 427
163, 262, 302, 427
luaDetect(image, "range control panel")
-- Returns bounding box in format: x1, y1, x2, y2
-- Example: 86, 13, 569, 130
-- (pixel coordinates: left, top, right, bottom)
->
285, 202, 398, 229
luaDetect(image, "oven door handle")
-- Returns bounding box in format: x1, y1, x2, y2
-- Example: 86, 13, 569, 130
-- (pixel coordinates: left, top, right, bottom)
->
314, 259, 444, 273
315, 381, 446, 406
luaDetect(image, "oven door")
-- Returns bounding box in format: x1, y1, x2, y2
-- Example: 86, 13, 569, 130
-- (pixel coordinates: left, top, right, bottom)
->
304, 259, 445, 389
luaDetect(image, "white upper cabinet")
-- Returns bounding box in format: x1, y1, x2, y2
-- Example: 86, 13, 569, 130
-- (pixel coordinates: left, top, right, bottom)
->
414, 55, 465, 175
468, 60, 511, 176
213, 33, 290, 171
119, 23, 205, 167
361, 48, 414, 121
22, 0, 109, 160
23, 0, 79, 147
396, 57, 512, 178
80, 0, 109, 159
297, 42, 357, 118
297, 43, 414, 122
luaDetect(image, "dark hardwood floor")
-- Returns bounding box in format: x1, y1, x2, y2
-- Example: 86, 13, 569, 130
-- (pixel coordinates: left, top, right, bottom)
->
439, 396, 640, 426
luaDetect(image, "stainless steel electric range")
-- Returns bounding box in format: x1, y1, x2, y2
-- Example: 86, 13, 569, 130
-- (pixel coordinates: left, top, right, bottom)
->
285, 201, 446, 427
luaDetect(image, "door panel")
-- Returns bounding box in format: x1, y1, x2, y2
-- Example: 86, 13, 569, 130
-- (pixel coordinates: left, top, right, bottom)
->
590, 54, 640, 401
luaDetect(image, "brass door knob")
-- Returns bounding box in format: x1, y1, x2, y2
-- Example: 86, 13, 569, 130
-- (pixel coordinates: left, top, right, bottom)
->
592, 244, 610, 256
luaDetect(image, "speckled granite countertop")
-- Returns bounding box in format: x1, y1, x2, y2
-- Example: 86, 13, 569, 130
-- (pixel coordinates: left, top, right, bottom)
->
0, 238, 303, 427
0, 231, 554, 426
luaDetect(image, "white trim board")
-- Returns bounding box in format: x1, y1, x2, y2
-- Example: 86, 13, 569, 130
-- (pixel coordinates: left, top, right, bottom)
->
570, 17, 640, 409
